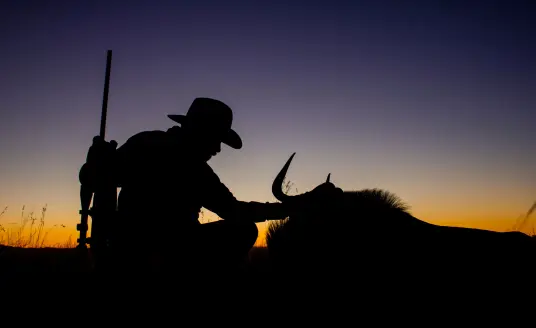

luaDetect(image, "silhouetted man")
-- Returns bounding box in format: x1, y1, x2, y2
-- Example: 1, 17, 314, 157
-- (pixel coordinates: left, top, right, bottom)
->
112, 97, 292, 273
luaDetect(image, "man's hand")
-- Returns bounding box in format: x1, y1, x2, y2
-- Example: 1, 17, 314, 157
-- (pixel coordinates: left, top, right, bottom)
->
79, 136, 119, 188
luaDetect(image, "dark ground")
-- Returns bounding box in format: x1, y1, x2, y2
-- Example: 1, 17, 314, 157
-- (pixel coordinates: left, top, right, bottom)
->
1, 242, 531, 313
0, 244, 271, 277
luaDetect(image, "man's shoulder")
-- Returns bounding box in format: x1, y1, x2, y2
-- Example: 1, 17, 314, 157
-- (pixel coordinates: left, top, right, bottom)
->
119, 130, 173, 148
127, 130, 168, 142
116, 130, 177, 158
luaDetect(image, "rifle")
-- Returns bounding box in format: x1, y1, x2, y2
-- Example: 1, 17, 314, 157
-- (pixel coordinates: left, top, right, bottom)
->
77, 50, 118, 272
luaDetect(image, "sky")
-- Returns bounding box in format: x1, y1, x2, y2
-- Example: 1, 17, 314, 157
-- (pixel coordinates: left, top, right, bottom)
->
0, 0, 535, 246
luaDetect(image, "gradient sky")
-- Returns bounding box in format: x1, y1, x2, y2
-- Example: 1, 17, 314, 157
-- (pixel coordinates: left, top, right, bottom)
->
1, 0, 535, 245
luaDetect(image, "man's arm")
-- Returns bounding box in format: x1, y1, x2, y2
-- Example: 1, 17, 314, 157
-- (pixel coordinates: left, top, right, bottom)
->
234, 200, 289, 223
201, 165, 289, 223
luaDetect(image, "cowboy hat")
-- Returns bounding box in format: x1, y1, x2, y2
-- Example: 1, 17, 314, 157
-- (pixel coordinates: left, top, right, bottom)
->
167, 97, 242, 149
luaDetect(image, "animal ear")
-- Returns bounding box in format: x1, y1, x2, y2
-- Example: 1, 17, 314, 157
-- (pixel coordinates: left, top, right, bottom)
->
326, 173, 331, 183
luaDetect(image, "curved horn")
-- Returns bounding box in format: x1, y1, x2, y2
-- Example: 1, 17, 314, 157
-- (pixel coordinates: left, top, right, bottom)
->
272, 152, 297, 202
326, 173, 331, 183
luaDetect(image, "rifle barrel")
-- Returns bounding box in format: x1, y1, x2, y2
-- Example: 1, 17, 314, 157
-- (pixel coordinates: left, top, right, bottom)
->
100, 50, 113, 139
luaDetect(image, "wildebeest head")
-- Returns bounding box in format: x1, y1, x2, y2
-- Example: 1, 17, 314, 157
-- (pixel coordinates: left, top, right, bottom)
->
272, 153, 345, 215
271, 152, 412, 227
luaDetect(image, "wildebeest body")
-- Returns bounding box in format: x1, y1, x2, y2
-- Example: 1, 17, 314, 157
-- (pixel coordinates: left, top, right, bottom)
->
266, 154, 535, 288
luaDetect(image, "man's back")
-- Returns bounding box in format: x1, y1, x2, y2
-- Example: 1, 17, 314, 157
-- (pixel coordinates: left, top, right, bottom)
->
116, 128, 205, 231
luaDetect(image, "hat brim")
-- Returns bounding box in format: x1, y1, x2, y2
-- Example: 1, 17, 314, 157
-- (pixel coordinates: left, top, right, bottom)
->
168, 114, 242, 149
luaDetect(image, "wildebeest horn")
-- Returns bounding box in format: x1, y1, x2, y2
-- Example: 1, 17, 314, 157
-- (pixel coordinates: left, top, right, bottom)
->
272, 152, 297, 202
326, 173, 331, 183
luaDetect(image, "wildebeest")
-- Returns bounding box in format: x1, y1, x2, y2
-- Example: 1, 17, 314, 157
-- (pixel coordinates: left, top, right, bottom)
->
266, 153, 535, 289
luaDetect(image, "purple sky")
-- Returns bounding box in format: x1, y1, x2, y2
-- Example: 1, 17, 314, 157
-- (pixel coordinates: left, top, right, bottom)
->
0, 0, 534, 240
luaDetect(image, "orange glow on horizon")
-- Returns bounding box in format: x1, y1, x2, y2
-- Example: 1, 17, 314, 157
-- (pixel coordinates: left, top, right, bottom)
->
1, 204, 533, 248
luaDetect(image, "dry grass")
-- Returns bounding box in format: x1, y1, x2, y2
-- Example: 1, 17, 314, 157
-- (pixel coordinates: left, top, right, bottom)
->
0, 205, 75, 248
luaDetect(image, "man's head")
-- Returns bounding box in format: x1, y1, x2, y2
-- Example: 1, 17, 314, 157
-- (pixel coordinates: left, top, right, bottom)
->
168, 97, 242, 162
